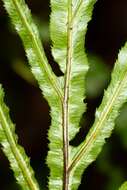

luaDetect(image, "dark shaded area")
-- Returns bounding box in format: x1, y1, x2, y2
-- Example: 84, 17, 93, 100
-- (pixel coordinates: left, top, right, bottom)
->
0, 0, 127, 189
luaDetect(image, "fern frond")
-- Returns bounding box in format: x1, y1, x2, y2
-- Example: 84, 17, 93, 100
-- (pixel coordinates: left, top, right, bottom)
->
119, 182, 127, 190
3, 0, 63, 100
0, 85, 39, 190
48, 0, 97, 189
2, 0, 64, 189
3, 0, 63, 189
3, 0, 127, 190
68, 42, 127, 189
50, 0, 96, 138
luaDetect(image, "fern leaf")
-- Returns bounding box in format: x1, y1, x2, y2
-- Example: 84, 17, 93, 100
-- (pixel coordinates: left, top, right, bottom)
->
2, 0, 64, 189
48, 0, 97, 189
50, 0, 96, 139
119, 182, 127, 190
68, 42, 127, 189
3, 0, 62, 100
0, 85, 39, 190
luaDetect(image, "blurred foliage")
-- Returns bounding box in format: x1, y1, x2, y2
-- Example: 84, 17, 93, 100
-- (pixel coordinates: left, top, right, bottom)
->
115, 103, 127, 149
86, 54, 110, 98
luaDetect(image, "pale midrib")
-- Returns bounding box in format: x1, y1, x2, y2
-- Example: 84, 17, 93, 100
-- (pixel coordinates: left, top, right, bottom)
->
62, 0, 73, 190
69, 70, 127, 172
0, 105, 39, 190
11, 0, 63, 100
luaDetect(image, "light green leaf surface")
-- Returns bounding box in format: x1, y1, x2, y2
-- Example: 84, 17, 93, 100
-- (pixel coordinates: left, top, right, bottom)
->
3, 0, 62, 100
69, 42, 127, 189
50, 0, 97, 139
119, 182, 127, 190
0, 85, 39, 190
2, 0, 127, 190
2, 0, 63, 189
48, 0, 97, 189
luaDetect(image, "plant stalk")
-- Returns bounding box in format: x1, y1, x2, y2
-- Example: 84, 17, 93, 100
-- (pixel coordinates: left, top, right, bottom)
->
62, 0, 73, 189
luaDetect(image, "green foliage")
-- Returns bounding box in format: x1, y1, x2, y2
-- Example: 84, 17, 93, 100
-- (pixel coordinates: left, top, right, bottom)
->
0, 85, 39, 190
69, 42, 127, 189
119, 182, 127, 190
48, 0, 97, 189
1, 0, 127, 190
115, 102, 127, 148
86, 54, 110, 98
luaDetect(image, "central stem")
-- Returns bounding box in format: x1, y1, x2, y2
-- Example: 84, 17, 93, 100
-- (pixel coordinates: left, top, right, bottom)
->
62, 1, 73, 190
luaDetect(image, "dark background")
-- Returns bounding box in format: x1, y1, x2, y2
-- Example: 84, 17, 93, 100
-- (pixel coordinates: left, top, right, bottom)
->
0, 0, 127, 189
